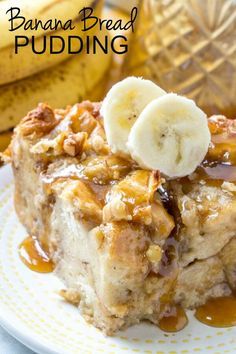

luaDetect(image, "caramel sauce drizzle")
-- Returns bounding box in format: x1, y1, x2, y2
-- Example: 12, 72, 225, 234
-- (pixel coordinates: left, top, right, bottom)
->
158, 296, 236, 332
158, 305, 188, 332
157, 117, 236, 332
157, 185, 181, 278
19, 239, 236, 330
18, 117, 236, 331
19, 235, 54, 273
197, 117, 236, 182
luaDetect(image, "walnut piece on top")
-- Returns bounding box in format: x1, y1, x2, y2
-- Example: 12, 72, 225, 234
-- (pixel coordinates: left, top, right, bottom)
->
19, 103, 61, 138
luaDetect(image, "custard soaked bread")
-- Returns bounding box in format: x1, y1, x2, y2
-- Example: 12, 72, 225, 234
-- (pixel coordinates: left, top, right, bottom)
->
9, 98, 236, 334
11, 102, 178, 333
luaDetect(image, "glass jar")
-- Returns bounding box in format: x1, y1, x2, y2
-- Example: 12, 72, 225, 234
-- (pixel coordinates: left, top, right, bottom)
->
124, 0, 236, 118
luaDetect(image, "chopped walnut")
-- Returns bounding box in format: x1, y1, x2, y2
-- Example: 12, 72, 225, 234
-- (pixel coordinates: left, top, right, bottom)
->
54, 106, 71, 120
208, 115, 236, 160
79, 100, 97, 113
31, 131, 87, 158
90, 134, 105, 153
87, 123, 109, 154
20, 103, 60, 137
146, 244, 162, 263
89, 101, 102, 117
81, 155, 132, 184
103, 197, 131, 223
208, 115, 228, 135
63, 132, 87, 157
77, 111, 97, 134
60, 289, 80, 305
69, 103, 98, 135
30, 132, 67, 155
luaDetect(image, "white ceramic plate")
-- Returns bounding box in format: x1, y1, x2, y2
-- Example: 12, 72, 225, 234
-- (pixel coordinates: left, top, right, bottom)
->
0, 165, 236, 354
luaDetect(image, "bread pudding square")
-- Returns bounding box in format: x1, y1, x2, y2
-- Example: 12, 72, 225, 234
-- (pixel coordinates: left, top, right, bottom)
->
8, 101, 236, 334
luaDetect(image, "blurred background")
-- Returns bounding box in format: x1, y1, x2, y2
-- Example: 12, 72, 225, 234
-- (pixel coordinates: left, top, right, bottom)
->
0, 0, 236, 153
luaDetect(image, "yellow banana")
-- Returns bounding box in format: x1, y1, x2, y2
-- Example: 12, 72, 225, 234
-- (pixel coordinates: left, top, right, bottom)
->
0, 0, 102, 85
0, 30, 112, 132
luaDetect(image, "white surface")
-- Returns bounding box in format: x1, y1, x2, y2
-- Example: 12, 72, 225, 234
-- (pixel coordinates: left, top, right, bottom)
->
0, 164, 236, 354
0, 326, 35, 354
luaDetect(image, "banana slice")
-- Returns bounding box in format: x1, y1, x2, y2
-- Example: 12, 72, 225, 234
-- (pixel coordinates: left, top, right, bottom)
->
127, 93, 211, 178
101, 77, 166, 154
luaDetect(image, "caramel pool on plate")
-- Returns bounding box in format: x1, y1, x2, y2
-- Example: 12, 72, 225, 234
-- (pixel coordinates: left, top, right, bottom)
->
19, 235, 54, 273
195, 297, 236, 327
158, 305, 188, 333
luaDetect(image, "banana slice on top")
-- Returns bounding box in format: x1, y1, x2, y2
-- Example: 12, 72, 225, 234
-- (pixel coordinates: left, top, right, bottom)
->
127, 93, 211, 178
101, 77, 166, 154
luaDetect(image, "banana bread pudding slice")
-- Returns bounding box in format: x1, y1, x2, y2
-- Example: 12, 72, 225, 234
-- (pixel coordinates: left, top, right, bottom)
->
9, 102, 236, 334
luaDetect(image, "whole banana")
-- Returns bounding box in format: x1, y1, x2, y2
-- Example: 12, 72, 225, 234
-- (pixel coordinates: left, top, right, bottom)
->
0, 0, 102, 85
0, 30, 112, 132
